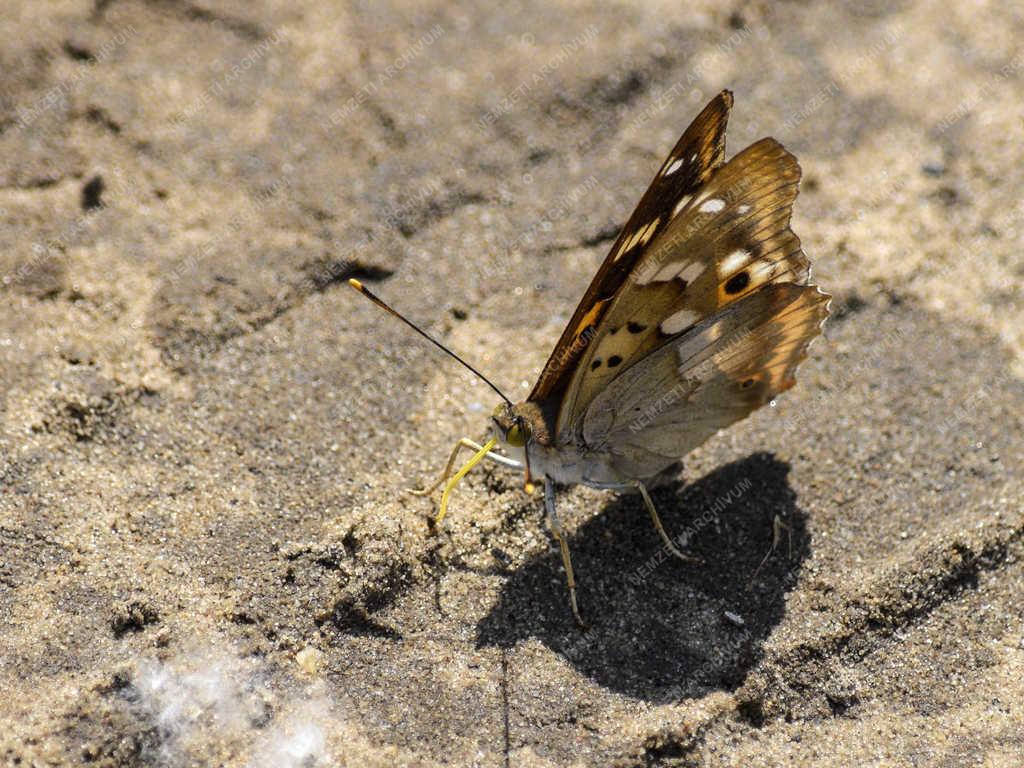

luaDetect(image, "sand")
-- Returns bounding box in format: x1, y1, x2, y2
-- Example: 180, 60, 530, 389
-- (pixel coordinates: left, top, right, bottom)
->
1, 1, 1022, 766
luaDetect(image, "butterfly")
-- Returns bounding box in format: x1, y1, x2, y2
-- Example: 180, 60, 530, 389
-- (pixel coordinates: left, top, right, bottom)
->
349, 90, 829, 626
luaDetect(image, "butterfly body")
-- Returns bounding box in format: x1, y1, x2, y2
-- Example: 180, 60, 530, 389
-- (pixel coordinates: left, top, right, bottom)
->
492, 401, 625, 487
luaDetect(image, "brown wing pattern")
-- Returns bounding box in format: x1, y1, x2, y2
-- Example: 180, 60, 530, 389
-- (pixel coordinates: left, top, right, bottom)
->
554, 137, 811, 436
528, 90, 734, 409
581, 283, 830, 479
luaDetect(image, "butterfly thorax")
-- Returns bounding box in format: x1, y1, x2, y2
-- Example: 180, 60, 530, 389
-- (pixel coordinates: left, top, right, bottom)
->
491, 400, 625, 487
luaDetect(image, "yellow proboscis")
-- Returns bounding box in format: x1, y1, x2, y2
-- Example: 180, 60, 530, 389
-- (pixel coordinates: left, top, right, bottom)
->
436, 437, 497, 526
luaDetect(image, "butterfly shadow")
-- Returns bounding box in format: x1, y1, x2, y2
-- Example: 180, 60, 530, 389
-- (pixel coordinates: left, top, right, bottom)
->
476, 452, 810, 702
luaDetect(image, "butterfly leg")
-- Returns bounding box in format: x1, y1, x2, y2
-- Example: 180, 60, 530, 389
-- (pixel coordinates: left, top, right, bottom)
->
749, 514, 792, 586
410, 437, 522, 497
544, 477, 586, 629
632, 480, 702, 564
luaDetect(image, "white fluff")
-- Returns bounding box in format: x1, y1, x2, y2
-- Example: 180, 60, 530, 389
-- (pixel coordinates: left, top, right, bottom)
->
131, 643, 335, 767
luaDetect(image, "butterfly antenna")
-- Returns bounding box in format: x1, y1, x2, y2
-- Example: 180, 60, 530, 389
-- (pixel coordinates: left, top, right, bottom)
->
348, 278, 513, 406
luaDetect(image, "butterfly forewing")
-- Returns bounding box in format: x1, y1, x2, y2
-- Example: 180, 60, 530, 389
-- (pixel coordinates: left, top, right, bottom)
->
553, 137, 812, 437
637, 138, 808, 297
580, 283, 829, 478
528, 90, 734, 407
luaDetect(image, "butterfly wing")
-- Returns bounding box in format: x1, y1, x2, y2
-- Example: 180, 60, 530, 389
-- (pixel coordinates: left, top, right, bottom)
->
551, 136, 812, 439
581, 282, 830, 479
528, 90, 734, 410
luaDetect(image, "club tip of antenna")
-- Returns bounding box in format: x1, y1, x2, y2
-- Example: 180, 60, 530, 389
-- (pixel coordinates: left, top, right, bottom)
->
348, 278, 364, 291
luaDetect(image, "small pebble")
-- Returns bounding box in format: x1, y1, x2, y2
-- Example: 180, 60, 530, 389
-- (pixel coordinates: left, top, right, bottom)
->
296, 646, 324, 676
724, 610, 745, 627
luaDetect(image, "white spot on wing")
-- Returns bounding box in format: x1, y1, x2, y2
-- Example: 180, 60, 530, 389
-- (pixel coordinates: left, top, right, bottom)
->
639, 217, 660, 245
719, 249, 752, 276
737, 204, 751, 214
664, 158, 684, 176
645, 259, 705, 285
660, 308, 700, 334
672, 194, 692, 217
678, 261, 705, 284
699, 198, 725, 214
615, 217, 661, 260
648, 262, 678, 283
616, 230, 641, 259
623, 230, 642, 253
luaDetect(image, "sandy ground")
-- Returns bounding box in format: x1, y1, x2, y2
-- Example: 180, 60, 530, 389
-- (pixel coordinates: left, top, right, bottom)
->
2, 1, 1023, 766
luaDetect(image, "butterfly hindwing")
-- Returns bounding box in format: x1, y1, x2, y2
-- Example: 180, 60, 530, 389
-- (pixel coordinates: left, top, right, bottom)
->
528, 90, 734, 405
554, 137, 812, 437
581, 282, 830, 478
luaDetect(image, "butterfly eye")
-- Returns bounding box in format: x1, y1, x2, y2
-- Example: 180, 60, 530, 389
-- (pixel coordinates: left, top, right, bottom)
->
506, 422, 530, 447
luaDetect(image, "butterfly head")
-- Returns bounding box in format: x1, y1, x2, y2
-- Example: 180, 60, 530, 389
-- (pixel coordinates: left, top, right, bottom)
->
491, 401, 549, 494
491, 402, 532, 448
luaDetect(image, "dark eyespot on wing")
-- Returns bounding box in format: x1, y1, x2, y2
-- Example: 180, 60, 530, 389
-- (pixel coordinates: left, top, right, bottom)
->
725, 271, 750, 295
591, 359, 602, 370
608, 355, 623, 368
627, 321, 647, 333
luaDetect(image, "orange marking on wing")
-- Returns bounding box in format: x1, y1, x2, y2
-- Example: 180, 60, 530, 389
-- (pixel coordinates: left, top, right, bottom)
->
573, 299, 607, 340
